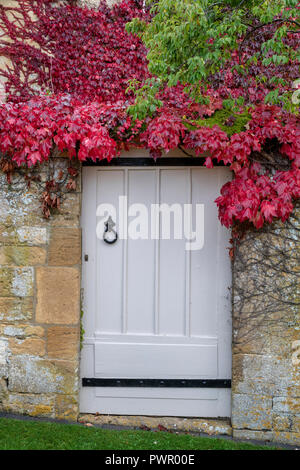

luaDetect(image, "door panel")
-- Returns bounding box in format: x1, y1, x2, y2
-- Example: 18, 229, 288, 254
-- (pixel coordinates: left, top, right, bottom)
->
94, 342, 218, 378
126, 170, 157, 334
159, 169, 189, 336
96, 170, 124, 334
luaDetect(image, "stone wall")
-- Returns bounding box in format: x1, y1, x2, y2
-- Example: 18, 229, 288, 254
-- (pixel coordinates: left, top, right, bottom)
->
0, 156, 81, 420
231, 205, 300, 445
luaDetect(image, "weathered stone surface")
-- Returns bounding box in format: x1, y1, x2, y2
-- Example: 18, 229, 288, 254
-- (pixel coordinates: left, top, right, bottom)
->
8, 356, 78, 395
1, 325, 24, 337
272, 414, 292, 432
232, 354, 295, 396
0, 227, 18, 245
0, 322, 45, 338
55, 394, 78, 421
48, 228, 81, 266
50, 194, 81, 228
0, 188, 46, 228
6, 393, 55, 418
1, 324, 44, 338
47, 326, 79, 360
79, 414, 233, 437
8, 337, 46, 356
233, 429, 274, 443
292, 416, 300, 433
36, 267, 80, 324
0, 337, 8, 377
0, 225, 48, 246
0, 246, 47, 266
0, 378, 8, 403
0, 267, 34, 297
16, 227, 48, 246
235, 427, 300, 446
50, 360, 79, 395
0, 297, 33, 322
231, 394, 273, 431
272, 432, 300, 446
273, 396, 300, 414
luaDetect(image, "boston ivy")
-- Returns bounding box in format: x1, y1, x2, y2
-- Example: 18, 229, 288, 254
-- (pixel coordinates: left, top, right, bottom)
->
0, 0, 299, 231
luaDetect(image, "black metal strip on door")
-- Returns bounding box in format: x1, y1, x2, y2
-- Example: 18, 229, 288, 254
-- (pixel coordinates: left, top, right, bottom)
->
82, 378, 231, 388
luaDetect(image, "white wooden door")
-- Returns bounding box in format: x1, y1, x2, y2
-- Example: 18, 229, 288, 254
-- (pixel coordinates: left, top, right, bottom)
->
80, 162, 232, 417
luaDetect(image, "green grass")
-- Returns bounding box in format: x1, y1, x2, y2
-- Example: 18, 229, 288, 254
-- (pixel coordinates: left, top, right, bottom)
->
0, 417, 277, 450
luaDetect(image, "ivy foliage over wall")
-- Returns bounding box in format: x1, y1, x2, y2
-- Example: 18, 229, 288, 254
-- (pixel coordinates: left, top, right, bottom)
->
0, 0, 298, 231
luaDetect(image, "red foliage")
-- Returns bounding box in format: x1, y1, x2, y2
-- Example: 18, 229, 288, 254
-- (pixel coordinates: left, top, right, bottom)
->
0, 0, 299, 229
0, 95, 118, 166
140, 111, 186, 159
214, 107, 300, 228
0, 0, 149, 103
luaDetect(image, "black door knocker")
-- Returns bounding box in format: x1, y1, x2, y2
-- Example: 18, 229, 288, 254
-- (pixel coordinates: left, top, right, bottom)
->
103, 216, 118, 244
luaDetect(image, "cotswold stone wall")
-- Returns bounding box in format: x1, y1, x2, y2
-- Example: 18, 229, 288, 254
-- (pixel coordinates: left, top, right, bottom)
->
232, 205, 300, 445
0, 156, 81, 420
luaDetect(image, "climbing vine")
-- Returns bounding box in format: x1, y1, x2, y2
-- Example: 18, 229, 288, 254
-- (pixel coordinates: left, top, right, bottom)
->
232, 201, 300, 349
0, 0, 298, 229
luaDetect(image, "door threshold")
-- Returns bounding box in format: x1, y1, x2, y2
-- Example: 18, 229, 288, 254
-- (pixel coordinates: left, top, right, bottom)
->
78, 414, 232, 437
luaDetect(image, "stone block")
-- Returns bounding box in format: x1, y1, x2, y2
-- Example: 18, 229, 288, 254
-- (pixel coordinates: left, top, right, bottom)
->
50, 194, 81, 228
232, 393, 273, 430
8, 337, 46, 356
47, 326, 79, 360
273, 396, 300, 414
0, 377, 8, 403
272, 431, 300, 446
6, 393, 55, 418
0, 226, 18, 245
48, 228, 81, 266
291, 416, 300, 433
2, 325, 24, 337
16, 226, 48, 246
272, 414, 292, 432
51, 360, 79, 395
0, 246, 46, 266
233, 429, 274, 443
8, 356, 78, 395
0, 297, 33, 322
55, 394, 78, 421
0, 338, 8, 377
36, 267, 80, 324
0, 267, 34, 297
1, 324, 44, 338
0, 189, 46, 228
232, 354, 294, 396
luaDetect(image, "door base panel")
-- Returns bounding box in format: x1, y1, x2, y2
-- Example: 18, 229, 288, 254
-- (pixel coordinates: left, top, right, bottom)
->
80, 387, 231, 417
